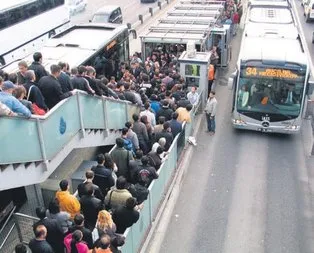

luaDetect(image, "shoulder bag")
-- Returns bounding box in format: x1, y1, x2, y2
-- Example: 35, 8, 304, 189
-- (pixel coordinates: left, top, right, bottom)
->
27, 85, 46, 115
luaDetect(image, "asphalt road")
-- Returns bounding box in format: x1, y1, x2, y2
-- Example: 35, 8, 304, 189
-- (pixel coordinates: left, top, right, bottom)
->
70, 0, 176, 54
70, 0, 159, 26
155, 2, 314, 253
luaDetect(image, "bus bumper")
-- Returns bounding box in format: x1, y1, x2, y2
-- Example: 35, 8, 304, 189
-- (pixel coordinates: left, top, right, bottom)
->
231, 119, 300, 134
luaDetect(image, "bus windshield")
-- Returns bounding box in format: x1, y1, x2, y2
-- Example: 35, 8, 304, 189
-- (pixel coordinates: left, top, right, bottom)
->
92, 14, 110, 23
237, 66, 305, 118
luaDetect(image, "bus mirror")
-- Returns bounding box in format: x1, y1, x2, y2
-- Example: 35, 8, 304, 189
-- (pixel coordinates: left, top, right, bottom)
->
228, 71, 237, 90
227, 77, 234, 90
307, 79, 314, 95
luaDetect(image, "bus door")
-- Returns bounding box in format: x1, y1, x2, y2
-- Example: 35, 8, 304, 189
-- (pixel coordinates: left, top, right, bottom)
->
210, 27, 230, 67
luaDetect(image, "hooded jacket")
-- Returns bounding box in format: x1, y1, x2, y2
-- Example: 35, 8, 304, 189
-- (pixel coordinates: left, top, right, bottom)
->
55, 190, 81, 219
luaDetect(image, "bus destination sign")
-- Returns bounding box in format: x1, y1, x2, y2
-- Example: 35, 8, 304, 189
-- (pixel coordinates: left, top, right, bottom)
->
245, 67, 300, 80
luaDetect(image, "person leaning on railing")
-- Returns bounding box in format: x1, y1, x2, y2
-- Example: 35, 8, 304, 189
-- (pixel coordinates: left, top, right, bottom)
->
0, 79, 31, 117
0, 100, 16, 116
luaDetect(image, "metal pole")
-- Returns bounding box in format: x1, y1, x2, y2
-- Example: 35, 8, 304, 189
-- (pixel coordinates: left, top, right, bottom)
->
149, 192, 153, 223
102, 98, 108, 137
76, 93, 85, 138
311, 118, 314, 156
13, 214, 23, 243
125, 102, 130, 124
102, 97, 107, 130
104, 99, 110, 130
36, 118, 48, 170
139, 14, 143, 24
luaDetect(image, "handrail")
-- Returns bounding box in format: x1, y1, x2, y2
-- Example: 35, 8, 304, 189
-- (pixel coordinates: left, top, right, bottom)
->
0, 90, 141, 166
9, 91, 202, 252
0, 205, 16, 235
120, 92, 203, 251
34, 89, 136, 120
0, 223, 16, 249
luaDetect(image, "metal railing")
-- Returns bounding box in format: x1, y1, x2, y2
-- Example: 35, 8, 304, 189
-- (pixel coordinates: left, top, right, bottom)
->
0, 206, 18, 253
6, 91, 203, 253
120, 91, 203, 252
0, 90, 140, 166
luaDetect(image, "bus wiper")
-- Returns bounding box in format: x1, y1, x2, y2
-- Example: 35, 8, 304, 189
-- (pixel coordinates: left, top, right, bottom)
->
268, 100, 293, 120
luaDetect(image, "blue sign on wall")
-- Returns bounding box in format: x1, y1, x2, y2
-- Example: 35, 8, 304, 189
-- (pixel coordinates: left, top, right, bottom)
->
59, 117, 67, 135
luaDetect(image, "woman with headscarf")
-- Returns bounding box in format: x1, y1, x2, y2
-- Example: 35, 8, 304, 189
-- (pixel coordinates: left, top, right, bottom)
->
151, 137, 166, 153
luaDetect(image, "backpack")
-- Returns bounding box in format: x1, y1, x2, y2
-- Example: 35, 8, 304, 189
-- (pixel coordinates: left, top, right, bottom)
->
147, 155, 156, 168
123, 138, 133, 152
137, 168, 150, 185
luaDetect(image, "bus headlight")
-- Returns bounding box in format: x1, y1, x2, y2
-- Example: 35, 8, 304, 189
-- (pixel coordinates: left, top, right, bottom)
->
286, 125, 299, 130
232, 119, 246, 125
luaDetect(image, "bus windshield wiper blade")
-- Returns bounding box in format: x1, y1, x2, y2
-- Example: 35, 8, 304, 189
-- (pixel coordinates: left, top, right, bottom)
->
268, 100, 293, 120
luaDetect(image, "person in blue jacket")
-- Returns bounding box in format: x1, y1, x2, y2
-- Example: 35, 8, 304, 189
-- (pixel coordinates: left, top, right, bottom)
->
0, 79, 31, 117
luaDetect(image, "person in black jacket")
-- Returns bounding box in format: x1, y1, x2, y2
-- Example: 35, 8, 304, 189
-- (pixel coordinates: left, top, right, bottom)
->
68, 214, 93, 249
128, 180, 149, 204
112, 197, 140, 234
38, 64, 73, 109
154, 122, 174, 151
79, 184, 104, 231
29, 225, 54, 253
91, 154, 115, 196
77, 170, 104, 201
134, 156, 158, 187
128, 150, 143, 183
58, 62, 73, 93
147, 146, 163, 171
85, 66, 103, 96
71, 65, 95, 95
99, 77, 119, 99
17, 60, 28, 85
23, 70, 48, 112
156, 100, 173, 121
28, 52, 48, 82
176, 92, 190, 108
32, 207, 64, 253
123, 82, 137, 104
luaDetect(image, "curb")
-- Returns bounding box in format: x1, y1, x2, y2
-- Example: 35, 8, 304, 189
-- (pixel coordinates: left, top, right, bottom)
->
140, 113, 204, 253
131, 0, 173, 31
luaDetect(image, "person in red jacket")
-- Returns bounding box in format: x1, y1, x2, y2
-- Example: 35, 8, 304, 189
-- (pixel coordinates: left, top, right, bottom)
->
232, 11, 240, 36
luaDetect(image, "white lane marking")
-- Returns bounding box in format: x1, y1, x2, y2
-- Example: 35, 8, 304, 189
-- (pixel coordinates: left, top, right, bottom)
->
222, 141, 267, 253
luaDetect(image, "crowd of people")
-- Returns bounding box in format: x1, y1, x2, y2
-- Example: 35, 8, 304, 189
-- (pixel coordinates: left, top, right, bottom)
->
0, 50, 201, 118
2, 0, 243, 251
8, 47, 201, 252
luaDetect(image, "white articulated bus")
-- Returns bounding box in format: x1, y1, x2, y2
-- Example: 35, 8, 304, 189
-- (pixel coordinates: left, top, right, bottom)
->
0, 0, 70, 68
228, 2, 311, 134
2, 24, 136, 79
